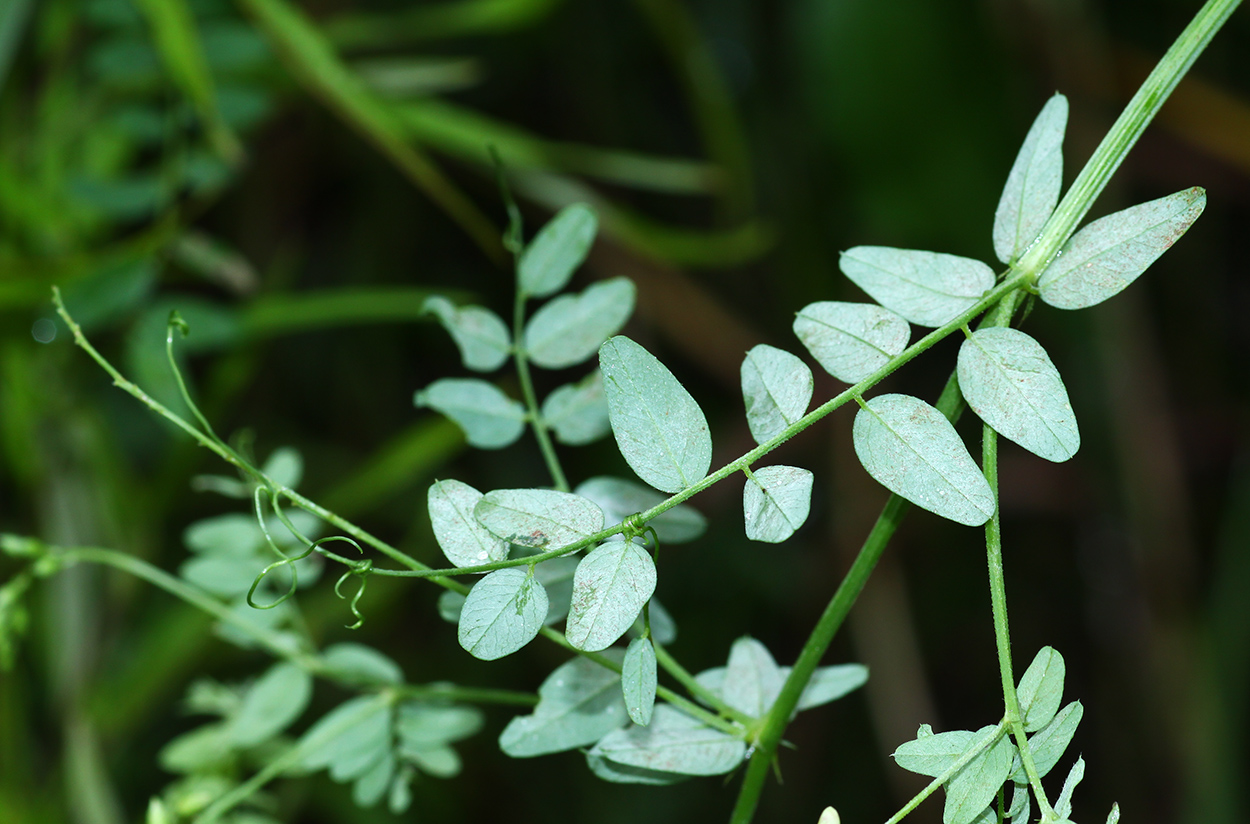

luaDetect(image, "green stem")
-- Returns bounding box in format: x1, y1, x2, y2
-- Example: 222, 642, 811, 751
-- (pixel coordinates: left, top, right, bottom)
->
982, 426, 1056, 821
394, 684, 538, 707
728, 487, 914, 824
55, 546, 320, 669
1014, 0, 1241, 278
654, 640, 754, 726
513, 289, 569, 492
881, 723, 1009, 824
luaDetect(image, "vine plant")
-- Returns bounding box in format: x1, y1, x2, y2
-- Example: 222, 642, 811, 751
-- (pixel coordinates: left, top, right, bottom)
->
0, 1, 1240, 822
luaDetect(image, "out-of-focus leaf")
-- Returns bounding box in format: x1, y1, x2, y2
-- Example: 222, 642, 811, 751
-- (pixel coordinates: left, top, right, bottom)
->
541, 370, 611, 446
414, 379, 525, 449
588, 704, 745, 776
499, 652, 627, 757
227, 662, 312, 747
517, 203, 597, 299
423, 296, 511, 372
524, 277, 635, 369
573, 476, 706, 544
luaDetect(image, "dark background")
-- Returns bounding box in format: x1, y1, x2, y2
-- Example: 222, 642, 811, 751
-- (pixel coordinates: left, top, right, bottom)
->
1, 1, 1248, 823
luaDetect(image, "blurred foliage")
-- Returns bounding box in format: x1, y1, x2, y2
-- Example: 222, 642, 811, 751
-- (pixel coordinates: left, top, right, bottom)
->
1, 1, 1249, 823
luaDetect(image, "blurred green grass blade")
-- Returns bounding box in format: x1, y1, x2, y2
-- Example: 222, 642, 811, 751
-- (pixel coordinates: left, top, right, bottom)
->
319, 418, 465, 519
240, 287, 470, 338
514, 171, 772, 267
392, 98, 720, 195
236, 0, 503, 264
0, 0, 33, 92
133, 0, 242, 164
632, 0, 754, 218
88, 606, 212, 736
326, 0, 564, 49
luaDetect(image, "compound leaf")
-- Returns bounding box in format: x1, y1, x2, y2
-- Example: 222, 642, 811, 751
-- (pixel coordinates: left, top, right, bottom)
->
415, 379, 525, 449
566, 541, 657, 651
794, 301, 910, 383
586, 753, 689, 785
1012, 701, 1082, 781
743, 465, 814, 543
623, 637, 658, 726
1038, 187, 1206, 310
588, 704, 745, 776
1056, 757, 1085, 820
428, 479, 508, 567
945, 729, 1015, 824
740, 344, 813, 444
423, 296, 511, 372
457, 569, 548, 661
396, 703, 483, 749
796, 664, 869, 711
853, 394, 995, 526
840, 247, 995, 327
524, 277, 636, 369
600, 336, 712, 493
542, 370, 611, 446
894, 728, 981, 777
994, 94, 1067, 264
721, 637, 784, 718
499, 652, 628, 757
300, 695, 392, 777
321, 643, 403, 687
957, 328, 1079, 462
352, 750, 395, 807
518, 203, 598, 298
574, 476, 706, 544
1016, 646, 1065, 732
474, 488, 605, 550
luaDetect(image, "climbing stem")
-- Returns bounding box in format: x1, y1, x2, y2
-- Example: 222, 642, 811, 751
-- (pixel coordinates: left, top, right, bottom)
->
982, 426, 1057, 820
513, 288, 569, 492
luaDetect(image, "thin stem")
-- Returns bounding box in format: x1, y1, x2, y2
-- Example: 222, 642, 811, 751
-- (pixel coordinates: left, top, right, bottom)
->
513, 289, 569, 492
195, 744, 305, 824
654, 640, 754, 726
1014, 0, 1241, 277
881, 724, 1008, 824
983, 425, 1056, 820
56, 545, 319, 669
394, 684, 538, 707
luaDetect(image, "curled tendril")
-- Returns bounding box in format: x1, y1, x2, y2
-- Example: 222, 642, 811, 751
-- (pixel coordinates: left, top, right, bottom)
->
622, 513, 647, 541
246, 542, 317, 610
245, 534, 364, 610
334, 558, 373, 630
